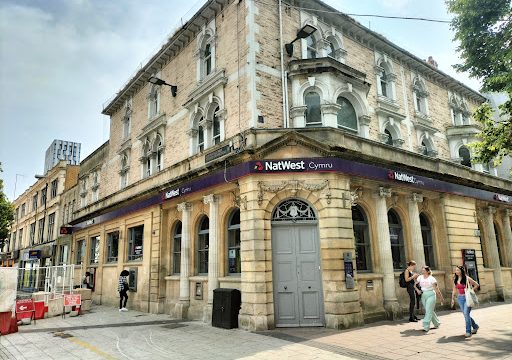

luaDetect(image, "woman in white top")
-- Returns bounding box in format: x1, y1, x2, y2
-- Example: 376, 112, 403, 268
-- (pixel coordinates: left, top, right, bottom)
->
416, 266, 444, 332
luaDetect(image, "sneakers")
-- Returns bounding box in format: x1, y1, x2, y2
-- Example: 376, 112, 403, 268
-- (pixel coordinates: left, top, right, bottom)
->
423, 328, 429, 333
465, 333, 472, 338
433, 324, 440, 329
471, 327, 479, 334
119, 308, 128, 312
409, 318, 418, 322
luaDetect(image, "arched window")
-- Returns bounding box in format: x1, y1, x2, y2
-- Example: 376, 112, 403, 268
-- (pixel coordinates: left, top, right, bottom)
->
306, 35, 317, 59
328, 41, 336, 58
120, 154, 129, 189
352, 205, 372, 271
459, 146, 471, 167
204, 43, 212, 77
172, 222, 182, 274
305, 91, 321, 127
494, 223, 505, 266
212, 106, 221, 145
198, 122, 205, 153
420, 213, 435, 268
197, 216, 209, 274
421, 140, 429, 156
155, 137, 163, 172
337, 96, 357, 131
142, 140, 151, 178
380, 69, 388, 98
388, 209, 405, 270
272, 199, 316, 221
384, 129, 394, 146
413, 78, 428, 115
227, 209, 241, 275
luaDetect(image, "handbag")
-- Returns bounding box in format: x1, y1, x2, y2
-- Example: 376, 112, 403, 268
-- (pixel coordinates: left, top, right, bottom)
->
465, 281, 479, 307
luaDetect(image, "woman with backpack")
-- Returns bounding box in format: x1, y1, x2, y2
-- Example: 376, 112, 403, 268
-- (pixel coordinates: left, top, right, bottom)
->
416, 266, 444, 332
118, 270, 129, 312
403, 261, 419, 322
451, 265, 480, 338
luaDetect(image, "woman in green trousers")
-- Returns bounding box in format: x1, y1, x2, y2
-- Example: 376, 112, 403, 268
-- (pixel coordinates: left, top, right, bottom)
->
416, 266, 444, 332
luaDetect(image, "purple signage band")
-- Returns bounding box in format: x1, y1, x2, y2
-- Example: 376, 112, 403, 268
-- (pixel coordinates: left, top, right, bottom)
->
73, 157, 512, 230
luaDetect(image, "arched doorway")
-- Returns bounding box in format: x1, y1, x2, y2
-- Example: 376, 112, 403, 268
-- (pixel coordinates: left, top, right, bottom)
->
271, 199, 324, 327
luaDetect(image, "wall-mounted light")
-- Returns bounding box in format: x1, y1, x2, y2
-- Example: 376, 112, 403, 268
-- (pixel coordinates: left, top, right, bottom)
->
284, 24, 317, 57
148, 76, 177, 97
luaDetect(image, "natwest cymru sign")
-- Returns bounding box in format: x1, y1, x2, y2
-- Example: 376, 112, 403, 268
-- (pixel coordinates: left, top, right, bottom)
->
253, 159, 334, 172
387, 170, 425, 185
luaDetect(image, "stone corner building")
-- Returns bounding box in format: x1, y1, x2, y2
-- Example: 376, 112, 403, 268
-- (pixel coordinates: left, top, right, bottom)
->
66, 0, 511, 330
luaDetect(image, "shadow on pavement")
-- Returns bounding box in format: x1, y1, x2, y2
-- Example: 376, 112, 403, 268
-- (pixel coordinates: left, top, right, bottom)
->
400, 329, 428, 337
436, 335, 466, 343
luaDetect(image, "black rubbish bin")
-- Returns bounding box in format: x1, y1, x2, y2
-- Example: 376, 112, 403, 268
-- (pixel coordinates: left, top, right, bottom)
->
212, 288, 241, 329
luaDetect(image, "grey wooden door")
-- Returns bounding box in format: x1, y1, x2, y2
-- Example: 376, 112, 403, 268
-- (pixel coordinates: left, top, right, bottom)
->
272, 223, 324, 327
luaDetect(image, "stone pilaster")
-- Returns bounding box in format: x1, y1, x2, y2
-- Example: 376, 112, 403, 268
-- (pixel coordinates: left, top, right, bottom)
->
176, 202, 192, 318
480, 206, 505, 300
501, 209, 512, 268
203, 194, 220, 323
373, 187, 401, 318
408, 193, 426, 267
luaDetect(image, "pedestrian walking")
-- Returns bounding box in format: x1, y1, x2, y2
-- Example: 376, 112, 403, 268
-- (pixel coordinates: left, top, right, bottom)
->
416, 266, 444, 332
403, 260, 420, 322
451, 265, 480, 338
118, 270, 129, 312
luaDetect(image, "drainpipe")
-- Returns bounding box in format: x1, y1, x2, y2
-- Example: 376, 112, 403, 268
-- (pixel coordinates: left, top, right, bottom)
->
278, 0, 289, 128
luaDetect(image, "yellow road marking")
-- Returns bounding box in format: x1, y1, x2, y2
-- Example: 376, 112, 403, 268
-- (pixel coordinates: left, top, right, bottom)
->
67, 336, 118, 360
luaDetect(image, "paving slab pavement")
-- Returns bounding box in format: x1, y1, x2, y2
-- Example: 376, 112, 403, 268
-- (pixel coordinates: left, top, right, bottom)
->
0, 302, 510, 360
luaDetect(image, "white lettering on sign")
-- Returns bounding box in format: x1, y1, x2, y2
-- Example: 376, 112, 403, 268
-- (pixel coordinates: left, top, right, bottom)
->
264, 160, 305, 171
388, 171, 425, 185
165, 188, 180, 199
19, 306, 27, 311
308, 161, 333, 170
494, 194, 511, 203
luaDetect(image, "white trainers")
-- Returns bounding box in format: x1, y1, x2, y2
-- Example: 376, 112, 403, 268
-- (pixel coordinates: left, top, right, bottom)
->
119, 309, 123, 312
121, 308, 128, 312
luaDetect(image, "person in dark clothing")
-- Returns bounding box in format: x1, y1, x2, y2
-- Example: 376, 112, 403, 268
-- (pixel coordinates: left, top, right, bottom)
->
82, 272, 93, 290
404, 260, 419, 322
118, 270, 129, 312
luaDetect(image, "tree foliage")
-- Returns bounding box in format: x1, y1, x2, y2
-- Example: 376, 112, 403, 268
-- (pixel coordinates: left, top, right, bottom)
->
447, 0, 512, 172
0, 162, 15, 250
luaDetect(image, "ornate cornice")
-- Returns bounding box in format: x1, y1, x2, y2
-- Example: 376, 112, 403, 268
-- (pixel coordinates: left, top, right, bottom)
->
257, 180, 331, 206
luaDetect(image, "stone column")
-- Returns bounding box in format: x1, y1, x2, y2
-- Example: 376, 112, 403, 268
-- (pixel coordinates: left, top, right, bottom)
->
501, 209, 512, 268
374, 187, 401, 318
176, 202, 192, 318
203, 194, 220, 323
480, 206, 505, 300
408, 193, 426, 267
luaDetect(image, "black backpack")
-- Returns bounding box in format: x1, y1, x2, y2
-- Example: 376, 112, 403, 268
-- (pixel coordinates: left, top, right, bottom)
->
399, 271, 407, 288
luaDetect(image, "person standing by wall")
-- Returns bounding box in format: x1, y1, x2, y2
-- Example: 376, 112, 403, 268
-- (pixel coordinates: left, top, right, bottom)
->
404, 261, 419, 322
118, 270, 129, 312
416, 266, 444, 332
451, 265, 480, 338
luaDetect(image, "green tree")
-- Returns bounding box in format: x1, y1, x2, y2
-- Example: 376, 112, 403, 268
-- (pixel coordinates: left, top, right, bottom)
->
447, 0, 512, 172
0, 162, 15, 250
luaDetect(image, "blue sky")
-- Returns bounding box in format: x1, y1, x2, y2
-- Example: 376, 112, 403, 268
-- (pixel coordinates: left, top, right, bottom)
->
0, 0, 480, 201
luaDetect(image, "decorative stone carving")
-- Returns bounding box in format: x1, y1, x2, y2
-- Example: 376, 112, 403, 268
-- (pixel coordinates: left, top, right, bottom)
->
378, 187, 391, 198
410, 193, 424, 203
177, 202, 192, 212
231, 191, 247, 210
203, 194, 219, 205
257, 180, 331, 206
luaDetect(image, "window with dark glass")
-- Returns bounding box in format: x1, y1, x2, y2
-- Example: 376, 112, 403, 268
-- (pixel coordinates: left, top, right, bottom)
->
352, 205, 372, 271
41, 187, 47, 206
197, 216, 209, 274
227, 209, 241, 275
51, 179, 58, 198
172, 222, 182, 274
213, 107, 221, 145
384, 129, 393, 146
156, 139, 163, 172
128, 225, 144, 261
337, 96, 357, 131
29, 222, 36, 246
106, 231, 119, 263
305, 92, 321, 127
420, 213, 435, 268
388, 209, 406, 270
38, 217, 45, 243
380, 70, 388, 97
47, 212, 55, 241
494, 223, 505, 266
76, 239, 85, 264
89, 235, 100, 264
459, 146, 471, 167
18, 229, 23, 249
204, 43, 212, 76
32, 193, 38, 211
198, 123, 205, 152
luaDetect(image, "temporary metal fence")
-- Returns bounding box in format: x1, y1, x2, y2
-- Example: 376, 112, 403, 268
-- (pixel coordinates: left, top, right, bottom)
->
16, 265, 81, 300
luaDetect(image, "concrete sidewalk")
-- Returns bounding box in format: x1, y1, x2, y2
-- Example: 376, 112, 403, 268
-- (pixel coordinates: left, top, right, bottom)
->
0, 302, 511, 360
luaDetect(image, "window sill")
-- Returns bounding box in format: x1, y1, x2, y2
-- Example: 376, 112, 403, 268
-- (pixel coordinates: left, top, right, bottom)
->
219, 276, 241, 283
189, 275, 208, 282
164, 275, 180, 281
103, 263, 118, 267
